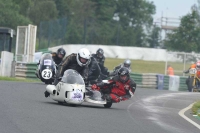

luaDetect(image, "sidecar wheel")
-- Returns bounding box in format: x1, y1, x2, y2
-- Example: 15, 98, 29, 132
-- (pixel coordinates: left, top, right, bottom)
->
69, 104, 77, 107
58, 101, 63, 104
104, 102, 112, 108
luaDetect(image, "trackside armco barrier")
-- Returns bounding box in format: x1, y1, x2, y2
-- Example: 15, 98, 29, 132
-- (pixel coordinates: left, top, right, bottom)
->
131, 73, 188, 91
14, 49, 51, 78
157, 74, 188, 91
15, 63, 37, 78
130, 73, 157, 89
13, 62, 188, 91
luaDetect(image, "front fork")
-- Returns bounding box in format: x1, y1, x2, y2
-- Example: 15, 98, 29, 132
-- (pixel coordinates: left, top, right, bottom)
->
192, 76, 200, 92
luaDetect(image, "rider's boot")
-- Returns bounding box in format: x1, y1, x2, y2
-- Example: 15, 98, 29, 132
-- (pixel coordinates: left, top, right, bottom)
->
44, 91, 50, 98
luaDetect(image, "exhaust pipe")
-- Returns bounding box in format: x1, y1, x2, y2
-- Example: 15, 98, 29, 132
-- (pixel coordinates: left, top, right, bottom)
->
46, 85, 56, 95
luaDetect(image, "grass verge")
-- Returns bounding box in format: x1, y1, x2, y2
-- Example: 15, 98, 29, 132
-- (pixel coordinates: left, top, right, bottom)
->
0, 76, 40, 82
105, 58, 191, 76
192, 101, 200, 117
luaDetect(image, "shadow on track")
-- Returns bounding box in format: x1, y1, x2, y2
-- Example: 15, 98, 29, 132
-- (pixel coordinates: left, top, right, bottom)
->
40, 101, 123, 110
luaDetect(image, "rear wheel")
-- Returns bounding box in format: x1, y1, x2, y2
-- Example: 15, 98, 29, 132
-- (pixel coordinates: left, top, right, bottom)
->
191, 77, 199, 92
188, 76, 194, 92
104, 102, 112, 108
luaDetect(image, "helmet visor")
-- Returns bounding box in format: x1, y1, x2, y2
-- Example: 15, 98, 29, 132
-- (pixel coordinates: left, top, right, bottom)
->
120, 75, 128, 82
98, 53, 103, 58
124, 64, 130, 68
58, 54, 64, 58
196, 65, 200, 70
80, 57, 88, 64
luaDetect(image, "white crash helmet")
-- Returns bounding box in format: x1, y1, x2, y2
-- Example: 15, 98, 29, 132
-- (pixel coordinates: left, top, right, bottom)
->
76, 48, 91, 66
196, 61, 200, 70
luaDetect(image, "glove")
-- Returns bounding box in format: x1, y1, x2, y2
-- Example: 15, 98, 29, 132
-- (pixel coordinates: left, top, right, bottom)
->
119, 96, 129, 101
91, 84, 100, 91
129, 90, 134, 98
183, 69, 189, 74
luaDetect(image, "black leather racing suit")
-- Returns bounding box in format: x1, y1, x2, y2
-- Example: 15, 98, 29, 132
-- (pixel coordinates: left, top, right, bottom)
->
51, 52, 63, 66
54, 53, 88, 85
92, 54, 109, 80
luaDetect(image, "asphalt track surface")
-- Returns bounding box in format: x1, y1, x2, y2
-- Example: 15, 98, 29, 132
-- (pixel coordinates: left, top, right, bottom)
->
0, 81, 200, 133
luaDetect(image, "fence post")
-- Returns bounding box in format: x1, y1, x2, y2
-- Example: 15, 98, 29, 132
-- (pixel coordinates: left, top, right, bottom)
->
11, 60, 16, 77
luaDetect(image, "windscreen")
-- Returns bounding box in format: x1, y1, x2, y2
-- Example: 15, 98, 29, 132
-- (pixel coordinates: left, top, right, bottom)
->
61, 69, 84, 85
40, 53, 53, 66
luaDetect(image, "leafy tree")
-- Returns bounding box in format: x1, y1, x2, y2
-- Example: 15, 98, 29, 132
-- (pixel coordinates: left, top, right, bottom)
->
164, 10, 200, 52
0, 0, 31, 29
28, 0, 58, 26
13, 0, 32, 17
56, 0, 96, 44
114, 0, 156, 46
53, 0, 75, 18
90, 0, 116, 21
87, 0, 116, 45
147, 25, 161, 48
52, 0, 156, 46
115, 0, 155, 27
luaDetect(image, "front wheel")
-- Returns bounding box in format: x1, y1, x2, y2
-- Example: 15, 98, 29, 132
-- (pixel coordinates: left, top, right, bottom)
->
104, 102, 112, 108
45, 80, 53, 85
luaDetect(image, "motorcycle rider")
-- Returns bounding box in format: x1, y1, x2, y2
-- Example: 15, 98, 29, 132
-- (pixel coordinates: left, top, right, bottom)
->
92, 48, 105, 66
86, 57, 101, 85
109, 59, 131, 76
92, 48, 109, 81
91, 67, 136, 103
51, 48, 66, 66
37, 48, 66, 66
35, 48, 66, 79
44, 48, 91, 97
184, 61, 200, 92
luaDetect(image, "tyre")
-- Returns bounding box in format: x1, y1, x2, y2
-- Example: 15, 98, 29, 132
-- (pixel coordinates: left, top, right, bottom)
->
58, 101, 63, 104
188, 76, 194, 92
69, 104, 77, 107
45, 80, 52, 85
104, 102, 112, 108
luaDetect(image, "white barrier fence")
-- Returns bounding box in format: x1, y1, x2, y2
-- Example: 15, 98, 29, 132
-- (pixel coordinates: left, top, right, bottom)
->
48, 44, 192, 62
15, 25, 37, 63
0, 51, 13, 76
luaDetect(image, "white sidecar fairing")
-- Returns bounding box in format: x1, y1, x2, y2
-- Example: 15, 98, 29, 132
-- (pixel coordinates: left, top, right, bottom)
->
46, 69, 85, 104
85, 90, 107, 104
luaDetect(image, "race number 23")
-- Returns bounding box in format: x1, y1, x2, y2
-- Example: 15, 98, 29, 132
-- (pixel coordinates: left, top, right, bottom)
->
42, 69, 52, 79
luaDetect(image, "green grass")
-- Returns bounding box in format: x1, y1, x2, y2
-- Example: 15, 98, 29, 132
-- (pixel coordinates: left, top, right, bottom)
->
0, 58, 191, 81
105, 58, 191, 76
192, 101, 200, 117
0, 76, 40, 82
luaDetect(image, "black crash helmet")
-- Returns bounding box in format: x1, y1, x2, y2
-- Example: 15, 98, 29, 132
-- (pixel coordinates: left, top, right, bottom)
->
118, 67, 130, 83
96, 48, 104, 58
57, 48, 66, 58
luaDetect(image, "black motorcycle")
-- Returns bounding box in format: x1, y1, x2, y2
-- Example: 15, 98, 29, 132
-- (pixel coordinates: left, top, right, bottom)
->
35, 53, 57, 84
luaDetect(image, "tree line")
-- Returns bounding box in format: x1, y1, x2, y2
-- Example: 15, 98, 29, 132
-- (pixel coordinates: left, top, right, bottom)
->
2, 0, 200, 52
0, 0, 162, 49
164, 0, 200, 53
